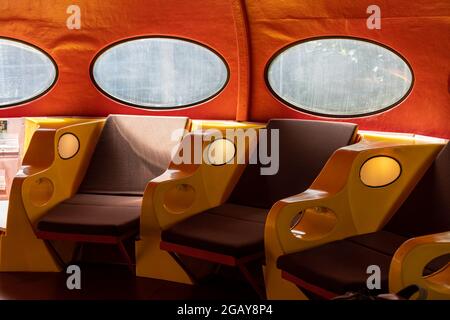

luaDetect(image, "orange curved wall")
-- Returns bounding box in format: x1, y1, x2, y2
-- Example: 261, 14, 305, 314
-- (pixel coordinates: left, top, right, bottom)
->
0, 0, 249, 120
244, 0, 450, 138
0, 0, 449, 138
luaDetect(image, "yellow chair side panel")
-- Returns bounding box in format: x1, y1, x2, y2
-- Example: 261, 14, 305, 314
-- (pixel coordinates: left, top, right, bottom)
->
22, 117, 102, 156
0, 119, 104, 271
190, 120, 265, 131
22, 120, 105, 225
348, 143, 444, 233
390, 232, 450, 300
0, 177, 59, 271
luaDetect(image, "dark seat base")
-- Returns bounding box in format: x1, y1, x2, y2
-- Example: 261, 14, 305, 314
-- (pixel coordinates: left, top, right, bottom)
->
161, 203, 269, 298
36, 193, 142, 273
36, 194, 142, 236
161, 203, 268, 258
277, 236, 394, 296
277, 231, 450, 297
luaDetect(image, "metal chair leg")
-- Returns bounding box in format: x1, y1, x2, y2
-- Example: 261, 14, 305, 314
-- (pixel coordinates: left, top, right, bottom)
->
168, 251, 199, 284
237, 262, 266, 299
117, 240, 135, 275
71, 243, 83, 263
44, 240, 67, 269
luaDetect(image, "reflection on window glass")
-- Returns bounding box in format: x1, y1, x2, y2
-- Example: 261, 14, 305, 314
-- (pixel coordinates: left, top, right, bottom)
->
92, 37, 228, 108
267, 38, 413, 117
0, 39, 56, 107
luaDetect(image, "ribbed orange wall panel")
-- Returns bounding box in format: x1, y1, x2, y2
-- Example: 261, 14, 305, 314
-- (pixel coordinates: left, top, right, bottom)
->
0, 0, 249, 120
244, 0, 450, 138
0, 1, 448, 138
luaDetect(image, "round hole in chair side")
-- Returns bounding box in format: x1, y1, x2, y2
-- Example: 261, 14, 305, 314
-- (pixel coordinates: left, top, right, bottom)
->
57, 133, 80, 160
360, 156, 401, 188
422, 253, 450, 277
290, 206, 337, 241
29, 177, 54, 207
205, 138, 236, 166
163, 184, 196, 214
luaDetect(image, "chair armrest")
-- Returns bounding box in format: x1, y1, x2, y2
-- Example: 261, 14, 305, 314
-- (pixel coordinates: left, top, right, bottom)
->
265, 189, 353, 257
141, 168, 204, 232
0, 119, 104, 271
389, 232, 450, 299
140, 129, 255, 233
18, 120, 104, 225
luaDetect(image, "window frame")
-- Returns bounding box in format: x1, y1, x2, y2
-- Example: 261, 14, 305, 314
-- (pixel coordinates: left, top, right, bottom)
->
90, 35, 230, 110
264, 36, 415, 118
0, 37, 58, 109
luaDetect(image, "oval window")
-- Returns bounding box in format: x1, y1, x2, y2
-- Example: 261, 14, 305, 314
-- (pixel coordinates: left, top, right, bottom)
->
267, 38, 413, 117
360, 156, 401, 187
92, 37, 229, 109
0, 38, 57, 107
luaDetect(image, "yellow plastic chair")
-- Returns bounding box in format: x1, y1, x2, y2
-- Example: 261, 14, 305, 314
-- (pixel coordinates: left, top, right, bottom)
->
265, 135, 447, 299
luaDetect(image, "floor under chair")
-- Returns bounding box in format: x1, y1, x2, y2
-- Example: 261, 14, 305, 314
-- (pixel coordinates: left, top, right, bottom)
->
0, 242, 261, 300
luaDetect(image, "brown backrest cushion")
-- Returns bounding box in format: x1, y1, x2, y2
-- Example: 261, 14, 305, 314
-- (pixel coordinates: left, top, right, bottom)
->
384, 143, 450, 237
228, 119, 357, 208
79, 115, 189, 195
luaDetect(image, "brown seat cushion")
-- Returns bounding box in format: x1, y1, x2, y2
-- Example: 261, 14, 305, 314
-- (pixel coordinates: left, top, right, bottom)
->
277, 238, 393, 295
161, 203, 268, 257
349, 232, 449, 275
79, 115, 189, 196
229, 119, 357, 208
347, 231, 407, 256
37, 194, 142, 236
206, 203, 268, 223
277, 231, 449, 295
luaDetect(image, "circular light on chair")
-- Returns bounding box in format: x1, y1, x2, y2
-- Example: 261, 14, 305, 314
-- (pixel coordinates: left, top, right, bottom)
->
360, 156, 401, 187
57, 133, 80, 160
205, 139, 236, 165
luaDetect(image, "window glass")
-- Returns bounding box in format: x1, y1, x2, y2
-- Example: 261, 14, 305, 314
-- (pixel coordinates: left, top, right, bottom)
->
92, 37, 228, 108
0, 39, 56, 107
267, 38, 413, 117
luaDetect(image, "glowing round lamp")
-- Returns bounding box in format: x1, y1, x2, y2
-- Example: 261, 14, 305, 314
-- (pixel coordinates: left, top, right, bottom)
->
206, 138, 236, 165
58, 133, 80, 160
360, 156, 401, 187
